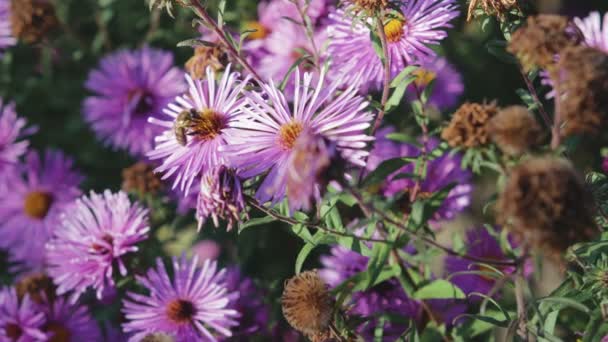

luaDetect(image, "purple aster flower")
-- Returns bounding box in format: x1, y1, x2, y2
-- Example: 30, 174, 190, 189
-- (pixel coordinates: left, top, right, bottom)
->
0, 0, 16, 54
223, 68, 373, 207
46, 190, 149, 301
122, 256, 239, 341
222, 267, 270, 340
574, 11, 608, 53
147, 65, 250, 195
83, 46, 185, 156
407, 57, 464, 110
43, 297, 102, 341
196, 165, 246, 231
0, 288, 47, 341
0, 98, 33, 177
445, 227, 531, 299
0, 150, 82, 270
192, 240, 221, 262
327, 0, 459, 92
603, 156, 608, 173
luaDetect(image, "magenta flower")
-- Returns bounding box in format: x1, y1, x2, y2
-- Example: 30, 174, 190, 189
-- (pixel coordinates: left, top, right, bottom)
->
46, 190, 149, 301
147, 65, 250, 195
43, 297, 102, 341
0, 98, 33, 176
0, 288, 47, 342
327, 0, 459, 91
83, 46, 185, 156
223, 68, 373, 207
0, 151, 82, 270
0, 0, 16, 54
196, 165, 246, 231
122, 256, 239, 341
575, 11, 608, 53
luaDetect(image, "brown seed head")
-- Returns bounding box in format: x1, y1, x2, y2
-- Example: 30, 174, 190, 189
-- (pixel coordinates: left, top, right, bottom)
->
139, 333, 176, 342
10, 0, 57, 43
508, 15, 582, 72
497, 157, 598, 260
349, 0, 389, 12
15, 273, 56, 305
467, 0, 518, 21
185, 46, 227, 80
441, 101, 499, 148
554, 46, 608, 137
487, 105, 543, 155
282, 270, 334, 336
122, 162, 163, 195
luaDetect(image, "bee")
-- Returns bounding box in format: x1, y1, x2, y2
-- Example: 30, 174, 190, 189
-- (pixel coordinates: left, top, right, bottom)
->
174, 108, 198, 146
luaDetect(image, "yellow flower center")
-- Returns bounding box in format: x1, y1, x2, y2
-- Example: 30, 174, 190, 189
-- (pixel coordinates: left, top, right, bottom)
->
166, 299, 197, 324
278, 122, 303, 150
413, 68, 437, 88
23, 191, 54, 219
244, 21, 269, 40
384, 19, 405, 43
190, 109, 226, 141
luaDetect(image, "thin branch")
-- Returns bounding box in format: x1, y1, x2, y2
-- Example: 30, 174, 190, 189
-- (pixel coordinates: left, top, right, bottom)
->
189, 0, 264, 83
550, 76, 562, 150
519, 68, 552, 130
372, 15, 391, 135
294, 1, 321, 70
143, 7, 162, 43
515, 265, 529, 340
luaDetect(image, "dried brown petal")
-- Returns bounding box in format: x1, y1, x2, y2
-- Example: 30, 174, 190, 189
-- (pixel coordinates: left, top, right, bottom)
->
350, 0, 388, 12
185, 46, 227, 80
487, 105, 543, 155
467, 0, 518, 21
10, 0, 57, 43
139, 333, 175, 342
122, 162, 163, 195
441, 101, 499, 148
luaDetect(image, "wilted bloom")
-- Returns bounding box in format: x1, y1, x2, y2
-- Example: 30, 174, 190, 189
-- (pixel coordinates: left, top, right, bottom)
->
281, 270, 334, 338
498, 158, 598, 259
0, 98, 32, 176
445, 227, 530, 298
122, 256, 239, 341
46, 190, 149, 301
15, 273, 56, 305
327, 0, 459, 91
9, 0, 57, 43
574, 11, 608, 53
0, 0, 16, 53
487, 105, 543, 155
42, 297, 102, 341
0, 288, 47, 341
223, 68, 373, 207
122, 161, 163, 196
84, 46, 185, 156
196, 165, 246, 231
0, 150, 82, 270
223, 267, 271, 340
186, 46, 227, 79
467, 0, 518, 21
407, 57, 464, 110
442, 101, 499, 148
148, 65, 249, 195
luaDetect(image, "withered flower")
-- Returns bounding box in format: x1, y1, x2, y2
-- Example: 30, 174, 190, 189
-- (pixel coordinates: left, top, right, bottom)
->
467, 0, 518, 21
15, 273, 56, 305
487, 105, 543, 155
185, 45, 227, 79
441, 101, 499, 148
349, 0, 389, 13
121, 162, 163, 196
498, 157, 598, 259
139, 333, 175, 342
10, 0, 57, 43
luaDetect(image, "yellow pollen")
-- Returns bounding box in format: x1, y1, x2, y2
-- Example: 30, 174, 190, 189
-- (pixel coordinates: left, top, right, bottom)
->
23, 191, 54, 219
279, 122, 303, 150
190, 109, 226, 141
413, 68, 437, 88
384, 19, 405, 43
244, 21, 269, 40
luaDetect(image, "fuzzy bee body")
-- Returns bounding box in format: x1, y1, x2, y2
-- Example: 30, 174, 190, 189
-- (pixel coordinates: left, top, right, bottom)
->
173, 109, 198, 146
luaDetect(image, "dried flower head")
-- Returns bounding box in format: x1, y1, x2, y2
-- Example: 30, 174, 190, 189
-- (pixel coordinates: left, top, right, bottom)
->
122, 162, 163, 195
196, 165, 246, 231
467, 0, 518, 21
508, 15, 582, 72
487, 105, 543, 155
554, 46, 608, 137
498, 158, 598, 259
148, 0, 187, 17
583, 258, 608, 300
10, 0, 57, 43
139, 332, 176, 342
185, 45, 227, 79
282, 270, 334, 337
348, 0, 388, 13
15, 273, 56, 305
441, 101, 499, 148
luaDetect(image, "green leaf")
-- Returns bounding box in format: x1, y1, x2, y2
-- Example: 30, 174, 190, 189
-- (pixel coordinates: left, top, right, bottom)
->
486, 40, 518, 64
362, 157, 409, 187
413, 280, 465, 300
295, 232, 336, 274
238, 216, 276, 233
390, 65, 418, 88
385, 76, 417, 113
538, 297, 590, 314
177, 38, 216, 48
365, 240, 392, 288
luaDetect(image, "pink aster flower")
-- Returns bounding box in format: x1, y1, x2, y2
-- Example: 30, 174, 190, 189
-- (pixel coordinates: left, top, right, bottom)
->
327, 0, 459, 91
574, 11, 608, 53
83, 46, 186, 156
0, 98, 34, 177
196, 165, 246, 231
0, 150, 83, 270
43, 297, 102, 341
46, 190, 149, 301
122, 256, 239, 342
222, 68, 373, 208
0, 0, 16, 54
147, 65, 250, 195
0, 288, 47, 342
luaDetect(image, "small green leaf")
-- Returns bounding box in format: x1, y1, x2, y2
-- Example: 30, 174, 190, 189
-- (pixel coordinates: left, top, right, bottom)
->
362, 157, 409, 187
238, 216, 276, 233
413, 280, 465, 300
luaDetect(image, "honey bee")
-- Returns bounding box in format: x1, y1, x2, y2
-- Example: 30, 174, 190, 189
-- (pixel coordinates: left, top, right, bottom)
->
174, 108, 198, 146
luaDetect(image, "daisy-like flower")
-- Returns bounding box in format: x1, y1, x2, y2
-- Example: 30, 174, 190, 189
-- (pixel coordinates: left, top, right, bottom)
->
83, 46, 185, 156
196, 165, 246, 231
0, 0, 16, 54
0, 98, 33, 177
0, 288, 47, 341
46, 190, 149, 301
574, 11, 608, 53
0, 150, 82, 270
42, 297, 102, 341
406, 57, 464, 110
122, 256, 239, 342
223, 68, 373, 207
327, 0, 459, 91
147, 65, 250, 195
